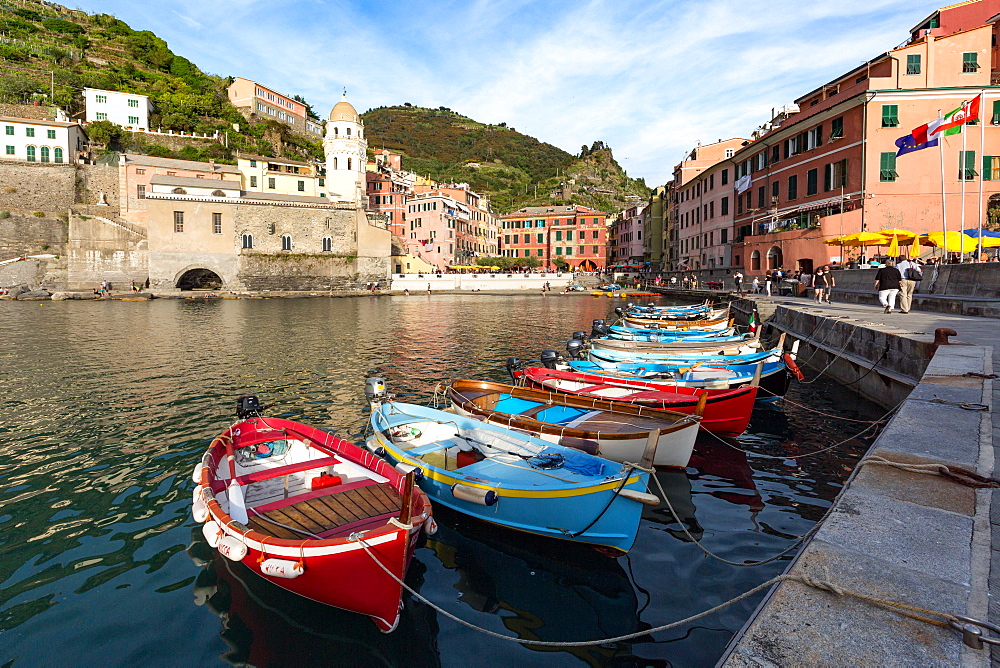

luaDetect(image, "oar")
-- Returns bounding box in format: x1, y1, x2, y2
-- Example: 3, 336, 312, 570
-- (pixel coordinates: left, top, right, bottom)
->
223, 434, 250, 524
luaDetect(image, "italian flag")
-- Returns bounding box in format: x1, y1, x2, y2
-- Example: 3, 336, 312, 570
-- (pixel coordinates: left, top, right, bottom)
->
911, 94, 983, 144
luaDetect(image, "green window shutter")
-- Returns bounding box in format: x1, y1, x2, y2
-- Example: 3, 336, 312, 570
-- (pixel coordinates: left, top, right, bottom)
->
906, 54, 921, 74
816, 124, 823, 146
881, 105, 898, 128
983, 156, 993, 181
831, 117, 843, 139
963, 52, 979, 72
959, 151, 978, 180
992, 101, 1000, 125
880, 152, 898, 181
824, 163, 832, 191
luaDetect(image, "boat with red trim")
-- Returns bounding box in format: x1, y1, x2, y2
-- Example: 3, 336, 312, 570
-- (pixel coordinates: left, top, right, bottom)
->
191, 396, 433, 633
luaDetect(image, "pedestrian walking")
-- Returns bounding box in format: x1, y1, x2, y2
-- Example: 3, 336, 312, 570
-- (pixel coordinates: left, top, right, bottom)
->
812, 268, 827, 303
764, 272, 773, 297
895, 257, 922, 314
733, 271, 744, 294
752, 277, 760, 294
874, 259, 902, 313
427, 283, 431, 295
823, 266, 835, 303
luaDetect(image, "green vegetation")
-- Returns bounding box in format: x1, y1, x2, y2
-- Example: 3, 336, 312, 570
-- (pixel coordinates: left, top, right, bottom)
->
0, 0, 323, 162
362, 106, 650, 214
475, 255, 543, 271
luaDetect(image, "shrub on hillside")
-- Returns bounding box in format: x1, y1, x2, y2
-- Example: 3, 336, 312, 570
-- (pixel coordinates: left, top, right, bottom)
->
13, 8, 42, 21
42, 18, 84, 34
0, 17, 38, 34
0, 45, 28, 62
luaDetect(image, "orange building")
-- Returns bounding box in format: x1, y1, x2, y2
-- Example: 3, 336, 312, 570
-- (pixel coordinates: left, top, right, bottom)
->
499, 205, 607, 271
673, 0, 1000, 276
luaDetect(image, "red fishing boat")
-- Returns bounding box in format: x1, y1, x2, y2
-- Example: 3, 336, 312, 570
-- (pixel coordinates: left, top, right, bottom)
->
513, 366, 757, 436
191, 396, 433, 633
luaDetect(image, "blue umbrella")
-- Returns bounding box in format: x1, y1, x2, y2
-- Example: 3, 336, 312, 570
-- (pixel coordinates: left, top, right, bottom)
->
962, 228, 1000, 238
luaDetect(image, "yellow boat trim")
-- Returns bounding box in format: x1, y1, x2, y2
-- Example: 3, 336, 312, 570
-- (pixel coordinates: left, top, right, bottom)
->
372, 435, 643, 498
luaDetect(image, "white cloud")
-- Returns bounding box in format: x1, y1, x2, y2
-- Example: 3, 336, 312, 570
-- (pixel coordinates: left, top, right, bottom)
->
77, 0, 935, 185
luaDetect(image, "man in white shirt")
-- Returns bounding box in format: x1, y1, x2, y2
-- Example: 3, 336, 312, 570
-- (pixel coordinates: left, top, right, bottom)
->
895, 257, 922, 314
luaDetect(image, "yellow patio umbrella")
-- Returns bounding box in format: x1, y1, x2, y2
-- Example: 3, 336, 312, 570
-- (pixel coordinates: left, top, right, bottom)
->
837, 232, 892, 246
977, 237, 1000, 248
887, 235, 900, 257
920, 231, 978, 253
822, 236, 846, 245
875, 228, 918, 240
909, 236, 922, 257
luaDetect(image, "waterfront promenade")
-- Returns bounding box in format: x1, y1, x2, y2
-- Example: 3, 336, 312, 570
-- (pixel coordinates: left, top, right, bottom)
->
716, 294, 1000, 664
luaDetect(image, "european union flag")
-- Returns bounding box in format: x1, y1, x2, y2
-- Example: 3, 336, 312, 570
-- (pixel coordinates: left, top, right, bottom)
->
896, 134, 938, 157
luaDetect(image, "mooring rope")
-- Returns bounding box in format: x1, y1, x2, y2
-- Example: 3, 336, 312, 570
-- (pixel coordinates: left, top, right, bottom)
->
863, 455, 1000, 489
351, 534, 964, 647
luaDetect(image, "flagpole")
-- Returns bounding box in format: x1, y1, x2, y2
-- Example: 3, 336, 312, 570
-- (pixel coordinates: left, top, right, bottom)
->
940, 111, 948, 262
978, 91, 986, 262
961, 118, 967, 260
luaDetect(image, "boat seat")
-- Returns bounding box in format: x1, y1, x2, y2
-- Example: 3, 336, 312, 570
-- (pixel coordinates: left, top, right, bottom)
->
494, 394, 542, 414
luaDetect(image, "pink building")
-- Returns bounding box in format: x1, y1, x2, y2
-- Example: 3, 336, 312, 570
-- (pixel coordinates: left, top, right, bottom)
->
671, 139, 747, 270
119, 154, 241, 224
499, 205, 608, 271
366, 151, 413, 238
226, 77, 323, 138
610, 204, 646, 266
405, 184, 498, 268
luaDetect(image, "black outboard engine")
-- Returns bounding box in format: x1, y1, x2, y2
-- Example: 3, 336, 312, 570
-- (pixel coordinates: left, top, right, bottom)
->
627, 302, 635, 309
592, 322, 610, 338
236, 395, 263, 420
571, 330, 587, 341
647, 302, 656, 308
614, 307, 625, 318
540, 349, 560, 369
566, 339, 585, 359
506, 356, 526, 383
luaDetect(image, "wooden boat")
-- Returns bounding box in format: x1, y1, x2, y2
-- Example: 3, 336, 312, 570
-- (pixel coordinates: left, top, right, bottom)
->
624, 306, 729, 321
622, 316, 732, 331
586, 342, 783, 366
513, 366, 757, 436
445, 378, 701, 468
606, 325, 741, 340
191, 396, 432, 633
590, 334, 761, 354
565, 359, 791, 399
364, 379, 655, 553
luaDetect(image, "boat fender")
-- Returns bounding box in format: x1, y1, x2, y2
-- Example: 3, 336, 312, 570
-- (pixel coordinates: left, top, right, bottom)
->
201, 519, 223, 548
423, 516, 438, 535
619, 489, 661, 506
452, 483, 498, 506
373, 446, 387, 458
783, 353, 805, 381
260, 558, 304, 579
217, 535, 248, 562
192, 462, 204, 484
394, 462, 424, 481
192, 494, 209, 523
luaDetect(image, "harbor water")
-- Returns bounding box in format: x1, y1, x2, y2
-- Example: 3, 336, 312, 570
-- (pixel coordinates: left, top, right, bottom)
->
0, 295, 882, 666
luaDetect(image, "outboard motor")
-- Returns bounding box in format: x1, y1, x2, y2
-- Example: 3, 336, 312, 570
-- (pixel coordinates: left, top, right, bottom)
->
614, 307, 625, 318
627, 302, 635, 310
592, 322, 610, 338
365, 377, 388, 408
571, 330, 587, 341
236, 395, 263, 420
647, 302, 656, 308
566, 339, 585, 359
540, 349, 560, 370
506, 356, 526, 383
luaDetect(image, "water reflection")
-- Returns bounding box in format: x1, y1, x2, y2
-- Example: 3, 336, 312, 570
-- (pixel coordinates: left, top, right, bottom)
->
0, 295, 879, 666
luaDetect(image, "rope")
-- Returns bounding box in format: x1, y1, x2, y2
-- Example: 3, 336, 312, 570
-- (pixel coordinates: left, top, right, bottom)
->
927, 398, 989, 411
863, 455, 1000, 489
351, 535, 963, 646
769, 393, 891, 424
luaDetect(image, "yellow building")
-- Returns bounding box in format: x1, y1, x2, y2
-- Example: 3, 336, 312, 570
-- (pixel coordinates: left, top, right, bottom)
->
236, 155, 326, 198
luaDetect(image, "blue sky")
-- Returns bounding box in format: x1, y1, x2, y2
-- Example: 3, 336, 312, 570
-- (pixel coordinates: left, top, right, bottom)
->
73, 0, 934, 185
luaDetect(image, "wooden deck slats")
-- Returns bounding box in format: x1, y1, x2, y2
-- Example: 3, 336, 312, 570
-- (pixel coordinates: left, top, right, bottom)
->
248, 483, 403, 539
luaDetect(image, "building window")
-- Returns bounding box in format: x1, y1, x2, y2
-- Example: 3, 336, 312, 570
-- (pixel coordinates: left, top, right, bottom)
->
135, 168, 145, 175
807, 168, 818, 195
137, 185, 146, 199
906, 54, 921, 74
128, 99, 139, 108
95, 113, 107, 121
555, 230, 562, 241
5, 145, 13, 155
250, 159, 256, 167
771, 145, 780, 164
959, 150, 978, 180
963, 52, 979, 73
39, 146, 48, 163
268, 177, 275, 189
46, 129, 56, 139
771, 181, 779, 202
128, 116, 139, 126
297, 180, 304, 191
4, 125, 12, 135
721, 196, 729, 215
721, 169, 728, 186
318, 177, 324, 186
725, 148, 734, 158
787, 174, 798, 200
346, 127, 352, 136
26, 145, 35, 162
881, 105, 899, 128
54, 147, 63, 163
242, 233, 253, 249
25, 127, 34, 137
212, 212, 222, 234
347, 158, 352, 170
250, 175, 257, 188
174, 211, 184, 232
757, 185, 765, 209
281, 234, 292, 250
880, 152, 899, 181
806, 126, 822, 150
831, 117, 844, 139
95, 94, 107, 103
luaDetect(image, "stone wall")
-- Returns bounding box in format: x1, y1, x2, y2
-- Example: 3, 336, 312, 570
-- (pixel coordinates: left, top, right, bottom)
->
66, 214, 148, 290
128, 131, 221, 154
75, 164, 120, 209
0, 162, 76, 213
237, 253, 374, 291
0, 103, 55, 121
0, 212, 68, 288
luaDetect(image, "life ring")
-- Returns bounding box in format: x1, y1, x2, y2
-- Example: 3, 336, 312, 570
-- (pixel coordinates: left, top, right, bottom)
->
783, 353, 805, 381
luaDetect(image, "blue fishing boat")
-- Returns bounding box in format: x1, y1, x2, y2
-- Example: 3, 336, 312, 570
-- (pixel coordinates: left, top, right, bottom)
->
607, 324, 740, 339
363, 379, 657, 553
586, 345, 782, 366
